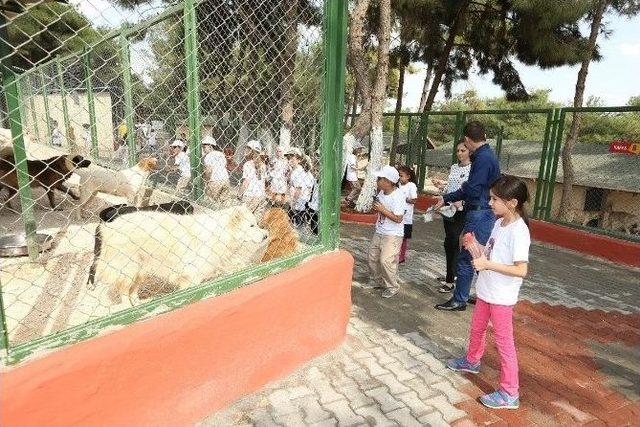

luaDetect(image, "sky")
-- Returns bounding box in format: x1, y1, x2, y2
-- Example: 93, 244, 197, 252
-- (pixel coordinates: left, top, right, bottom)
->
400, 12, 640, 110
72, 2, 639, 109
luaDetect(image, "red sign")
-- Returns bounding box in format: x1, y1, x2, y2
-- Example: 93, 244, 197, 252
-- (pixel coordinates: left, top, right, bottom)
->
609, 140, 640, 155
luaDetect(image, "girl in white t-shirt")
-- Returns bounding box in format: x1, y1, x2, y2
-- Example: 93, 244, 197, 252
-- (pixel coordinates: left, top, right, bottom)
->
446, 175, 531, 411
241, 140, 266, 212
397, 166, 418, 264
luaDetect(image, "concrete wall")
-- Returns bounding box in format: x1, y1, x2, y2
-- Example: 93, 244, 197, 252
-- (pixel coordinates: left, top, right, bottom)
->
1, 251, 353, 427
23, 92, 115, 156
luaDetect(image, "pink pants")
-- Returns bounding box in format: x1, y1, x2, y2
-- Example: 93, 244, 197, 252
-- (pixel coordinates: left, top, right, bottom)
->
466, 298, 519, 397
399, 238, 409, 263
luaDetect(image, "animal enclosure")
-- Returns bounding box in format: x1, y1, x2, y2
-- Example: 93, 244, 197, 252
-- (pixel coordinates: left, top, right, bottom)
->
0, 0, 348, 364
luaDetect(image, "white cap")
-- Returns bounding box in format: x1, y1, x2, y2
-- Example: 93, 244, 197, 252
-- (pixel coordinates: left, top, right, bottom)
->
285, 147, 303, 157
170, 139, 185, 148
202, 135, 217, 147
375, 165, 400, 184
246, 139, 262, 153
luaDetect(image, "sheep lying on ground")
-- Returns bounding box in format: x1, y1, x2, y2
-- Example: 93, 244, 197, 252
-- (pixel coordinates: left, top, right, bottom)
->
88, 205, 269, 305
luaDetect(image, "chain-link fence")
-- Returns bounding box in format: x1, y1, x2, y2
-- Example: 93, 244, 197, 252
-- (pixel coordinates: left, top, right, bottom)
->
346, 107, 640, 241
0, 0, 347, 364
542, 106, 640, 240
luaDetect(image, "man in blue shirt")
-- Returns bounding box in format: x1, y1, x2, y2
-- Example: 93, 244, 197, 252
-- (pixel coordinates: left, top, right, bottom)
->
433, 121, 501, 311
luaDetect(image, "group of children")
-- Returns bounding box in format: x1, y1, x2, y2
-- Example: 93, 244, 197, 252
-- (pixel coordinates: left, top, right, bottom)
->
169, 137, 319, 234
365, 162, 531, 410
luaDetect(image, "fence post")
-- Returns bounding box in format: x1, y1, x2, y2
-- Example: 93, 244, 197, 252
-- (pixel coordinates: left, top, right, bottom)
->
405, 114, 412, 165
320, 0, 348, 249
119, 32, 137, 166
407, 115, 415, 167
0, 274, 9, 358
452, 111, 465, 163
27, 77, 40, 142
533, 109, 554, 218
83, 48, 99, 158
544, 108, 566, 220
495, 125, 503, 161
56, 57, 73, 151
417, 115, 429, 191
0, 18, 38, 260
39, 69, 52, 145
183, 0, 203, 200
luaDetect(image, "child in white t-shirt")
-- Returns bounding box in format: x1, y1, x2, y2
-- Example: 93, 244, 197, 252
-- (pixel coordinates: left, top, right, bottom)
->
306, 163, 319, 235
397, 166, 418, 264
446, 175, 531, 411
241, 140, 266, 212
269, 145, 290, 205
362, 165, 406, 299
344, 142, 364, 206
169, 139, 190, 191
286, 148, 313, 227
202, 136, 230, 201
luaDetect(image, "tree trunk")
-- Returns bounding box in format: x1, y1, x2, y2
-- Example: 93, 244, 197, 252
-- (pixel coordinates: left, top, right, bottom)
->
344, 87, 356, 128
418, 61, 434, 113
355, 0, 392, 212
348, 88, 359, 128
278, 0, 298, 151
558, 0, 608, 220
389, 58, 406, 166
422, 0, 470, 112
343, 0, 372, 178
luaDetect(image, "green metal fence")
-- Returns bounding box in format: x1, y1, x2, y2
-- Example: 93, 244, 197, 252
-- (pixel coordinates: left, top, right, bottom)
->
348, 105, 640, 241
0, 0, 347, 364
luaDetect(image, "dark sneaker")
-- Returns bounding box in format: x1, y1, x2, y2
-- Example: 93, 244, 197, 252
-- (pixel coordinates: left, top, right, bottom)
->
446, 357, 481, 374
480, 390, 520, 410
434, 298, 466, 311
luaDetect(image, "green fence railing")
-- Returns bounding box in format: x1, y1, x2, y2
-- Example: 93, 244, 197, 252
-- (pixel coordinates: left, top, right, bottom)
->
0, 0, 348, 364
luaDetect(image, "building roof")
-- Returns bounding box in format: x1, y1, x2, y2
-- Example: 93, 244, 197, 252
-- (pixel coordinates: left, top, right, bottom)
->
419, 139, 640, 194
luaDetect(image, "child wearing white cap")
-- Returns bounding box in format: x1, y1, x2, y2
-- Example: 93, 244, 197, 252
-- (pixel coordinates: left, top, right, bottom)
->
202, 136, 230, 201
362, 165, 406, 298
241, 140, 266, 212
170, 139, 191, 191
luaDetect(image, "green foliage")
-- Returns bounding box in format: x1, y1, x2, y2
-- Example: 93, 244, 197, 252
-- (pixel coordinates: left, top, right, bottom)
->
381, 90, 640, 145
9, 3, 106, 70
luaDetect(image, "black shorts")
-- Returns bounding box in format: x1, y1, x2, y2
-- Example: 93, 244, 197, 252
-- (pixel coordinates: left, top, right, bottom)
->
404, 224, 413, 239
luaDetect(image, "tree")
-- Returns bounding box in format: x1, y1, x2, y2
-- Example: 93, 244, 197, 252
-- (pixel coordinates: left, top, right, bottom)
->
353, 0, 392, 212
8, 3, 104, 71
559, 0, 640, 219
389, 39, 409, 166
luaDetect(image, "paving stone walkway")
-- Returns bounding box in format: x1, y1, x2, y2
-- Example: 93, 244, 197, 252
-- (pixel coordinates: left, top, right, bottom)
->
199, 220, 640, 426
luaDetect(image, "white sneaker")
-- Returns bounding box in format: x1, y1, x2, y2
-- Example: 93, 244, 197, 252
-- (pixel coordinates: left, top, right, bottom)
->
381, 288, 399, 298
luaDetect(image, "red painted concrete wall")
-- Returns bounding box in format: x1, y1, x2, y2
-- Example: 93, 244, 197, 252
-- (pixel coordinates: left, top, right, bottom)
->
1, 251, 354, 427
341, 202, 640, 268
529, 220, 640, 268
415, 194, 439, 211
